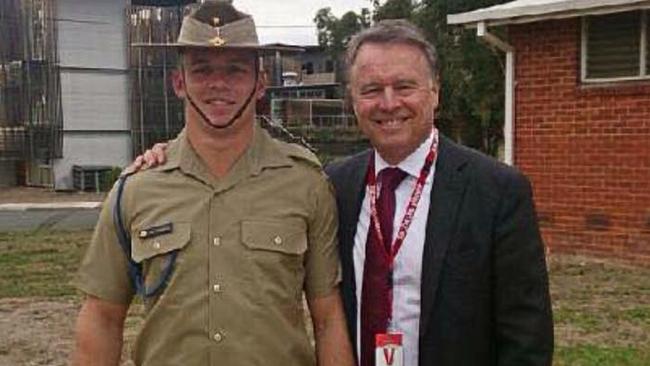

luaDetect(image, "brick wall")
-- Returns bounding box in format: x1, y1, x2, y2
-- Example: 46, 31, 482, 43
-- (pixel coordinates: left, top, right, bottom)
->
510, 18, 650, 265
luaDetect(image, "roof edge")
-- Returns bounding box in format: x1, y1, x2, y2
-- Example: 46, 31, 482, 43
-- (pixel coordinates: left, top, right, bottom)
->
448, 0, 650, 26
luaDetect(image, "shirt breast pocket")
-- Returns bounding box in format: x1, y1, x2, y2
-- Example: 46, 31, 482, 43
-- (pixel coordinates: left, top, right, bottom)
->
131, 222, 191, 299
241, 219, 307, 304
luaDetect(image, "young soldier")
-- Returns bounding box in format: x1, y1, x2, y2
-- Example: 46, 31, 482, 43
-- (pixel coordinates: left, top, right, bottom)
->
73, 2, 354, 366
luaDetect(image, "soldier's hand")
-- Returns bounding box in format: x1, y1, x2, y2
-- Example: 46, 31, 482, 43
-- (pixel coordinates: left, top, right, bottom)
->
122, 142, 169, 175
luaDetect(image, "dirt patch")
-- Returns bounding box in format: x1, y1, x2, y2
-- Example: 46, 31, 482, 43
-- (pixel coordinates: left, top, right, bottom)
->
548, 255, 650, 348
0, 187, 106, 204
0, 298, 78, 366
0, 297, 142, 366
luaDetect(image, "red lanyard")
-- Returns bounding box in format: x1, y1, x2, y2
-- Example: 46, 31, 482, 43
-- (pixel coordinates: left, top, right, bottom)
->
366, 129, 439, 269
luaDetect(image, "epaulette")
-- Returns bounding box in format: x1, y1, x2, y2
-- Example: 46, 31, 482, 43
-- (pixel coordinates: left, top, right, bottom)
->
278, 142, 322, 169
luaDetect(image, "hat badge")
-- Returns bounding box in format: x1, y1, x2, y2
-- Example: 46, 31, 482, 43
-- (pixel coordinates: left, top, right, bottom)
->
209, 17, 225, 46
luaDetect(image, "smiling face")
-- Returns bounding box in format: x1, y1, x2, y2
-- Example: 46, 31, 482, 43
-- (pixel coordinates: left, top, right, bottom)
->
349, 42, 439, 165
172, 47, 265, 132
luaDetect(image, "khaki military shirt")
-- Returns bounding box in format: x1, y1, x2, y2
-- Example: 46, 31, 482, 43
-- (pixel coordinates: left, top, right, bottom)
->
76, 125, 340, 366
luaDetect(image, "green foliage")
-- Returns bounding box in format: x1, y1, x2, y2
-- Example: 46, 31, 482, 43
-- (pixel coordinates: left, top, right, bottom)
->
314, 7, 371, 60
415, 0, 510, 155
555, 345, 650, 366
622, 307, 650, 322
101, 166, 123, 192
373, 0, 415, 21
314, 7, 371, 83
313, 0, 512, 156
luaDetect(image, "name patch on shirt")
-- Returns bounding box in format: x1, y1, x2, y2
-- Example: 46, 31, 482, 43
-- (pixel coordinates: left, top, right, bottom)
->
139, 222, 174, 239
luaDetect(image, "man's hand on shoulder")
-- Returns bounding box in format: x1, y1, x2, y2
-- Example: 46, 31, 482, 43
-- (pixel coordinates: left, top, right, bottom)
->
122, 142, 169, 175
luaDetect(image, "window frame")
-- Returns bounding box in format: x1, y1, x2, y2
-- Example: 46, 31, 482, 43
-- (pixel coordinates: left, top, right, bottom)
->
581, 9, 649, 83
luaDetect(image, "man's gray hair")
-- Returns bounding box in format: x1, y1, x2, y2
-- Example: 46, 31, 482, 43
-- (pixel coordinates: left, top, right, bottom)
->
345, 19, 439, 82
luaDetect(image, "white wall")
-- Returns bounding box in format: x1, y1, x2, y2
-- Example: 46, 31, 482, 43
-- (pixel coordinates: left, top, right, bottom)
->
57, 0, 128, 70
54, 0, 131, 190
60, 71, 129, 131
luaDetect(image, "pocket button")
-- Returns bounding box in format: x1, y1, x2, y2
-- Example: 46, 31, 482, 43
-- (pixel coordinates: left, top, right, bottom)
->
213, 332, 223, 343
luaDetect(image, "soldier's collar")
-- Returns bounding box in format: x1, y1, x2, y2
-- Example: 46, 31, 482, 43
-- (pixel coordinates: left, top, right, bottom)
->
246, 123, 294, 176
152, 125, 295, 177
147, 128, 206, 180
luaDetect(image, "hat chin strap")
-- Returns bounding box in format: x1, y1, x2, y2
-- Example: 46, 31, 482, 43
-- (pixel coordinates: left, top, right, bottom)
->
181, 58, 260, 130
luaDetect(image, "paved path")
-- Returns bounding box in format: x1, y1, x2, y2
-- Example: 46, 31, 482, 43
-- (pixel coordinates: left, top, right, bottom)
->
0, 202, 101, 232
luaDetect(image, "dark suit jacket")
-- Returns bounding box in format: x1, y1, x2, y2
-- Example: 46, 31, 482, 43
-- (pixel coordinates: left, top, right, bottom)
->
325, 135, 553, 366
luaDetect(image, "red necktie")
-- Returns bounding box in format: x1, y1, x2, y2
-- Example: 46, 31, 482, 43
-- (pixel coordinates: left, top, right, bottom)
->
360, 167, 408, 366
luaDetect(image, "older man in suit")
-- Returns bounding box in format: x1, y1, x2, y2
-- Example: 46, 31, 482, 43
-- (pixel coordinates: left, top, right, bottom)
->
325, 19, 553, 366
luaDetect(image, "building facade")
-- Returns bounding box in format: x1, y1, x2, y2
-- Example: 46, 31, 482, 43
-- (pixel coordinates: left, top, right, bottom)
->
0, 0, 132, 190
54, 0, 132, 189
512, 15, 650, 264
449, 1, 650, 264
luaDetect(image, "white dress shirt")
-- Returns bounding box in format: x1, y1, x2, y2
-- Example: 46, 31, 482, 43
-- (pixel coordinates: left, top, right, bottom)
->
354, 128, 437, 366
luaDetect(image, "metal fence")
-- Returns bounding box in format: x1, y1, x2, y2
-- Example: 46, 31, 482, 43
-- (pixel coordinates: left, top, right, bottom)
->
0, 0, 62, 165
127, 4, 195, 154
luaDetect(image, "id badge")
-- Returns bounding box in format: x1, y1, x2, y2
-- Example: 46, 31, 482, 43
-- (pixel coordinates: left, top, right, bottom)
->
375, 333, 403, 366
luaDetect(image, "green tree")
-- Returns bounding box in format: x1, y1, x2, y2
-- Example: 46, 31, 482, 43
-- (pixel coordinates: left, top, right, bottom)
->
373, 0, 415, 21
314, 7, 371, 83
414, 0, 510, 156
314, 7, 371, 60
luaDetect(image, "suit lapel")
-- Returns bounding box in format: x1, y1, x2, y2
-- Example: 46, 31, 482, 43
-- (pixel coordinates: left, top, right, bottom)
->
419, 137, 468, 336
344, 153, 370, 248
339, 151, 370, 352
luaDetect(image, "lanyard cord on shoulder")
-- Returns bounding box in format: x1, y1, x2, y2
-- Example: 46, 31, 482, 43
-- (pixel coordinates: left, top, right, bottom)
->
113, 173, 179, 298
180, 56, 260, 130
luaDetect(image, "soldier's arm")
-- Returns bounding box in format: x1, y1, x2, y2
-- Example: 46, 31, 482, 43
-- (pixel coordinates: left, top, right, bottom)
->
301, 169, 354, 366
73, 295, 128, 366
308, 289, 355, 366
73, 183, 135, 366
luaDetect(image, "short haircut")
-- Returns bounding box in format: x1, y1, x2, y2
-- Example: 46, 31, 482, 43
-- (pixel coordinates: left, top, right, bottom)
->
345, 19, 439, 83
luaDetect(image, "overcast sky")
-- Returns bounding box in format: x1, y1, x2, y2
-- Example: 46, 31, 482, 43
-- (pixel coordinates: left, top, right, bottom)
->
233, 0, 375, 45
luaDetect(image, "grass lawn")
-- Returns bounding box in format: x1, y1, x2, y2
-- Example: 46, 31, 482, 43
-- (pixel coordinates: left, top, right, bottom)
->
548, 255, 650, 365
0, 230, 88, 298
1, 230, 649, 365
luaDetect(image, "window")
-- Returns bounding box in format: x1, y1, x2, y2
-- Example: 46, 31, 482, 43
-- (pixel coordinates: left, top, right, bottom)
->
325, 60, 334, 73
582, 10, 648, 82
303, 62, 314, 75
